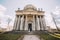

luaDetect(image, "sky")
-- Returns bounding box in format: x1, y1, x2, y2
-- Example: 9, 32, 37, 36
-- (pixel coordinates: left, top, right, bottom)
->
0, 0, 60, 30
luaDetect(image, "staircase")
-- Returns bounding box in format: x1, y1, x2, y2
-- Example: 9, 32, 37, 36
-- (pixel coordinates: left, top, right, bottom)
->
3, 30, 47, 35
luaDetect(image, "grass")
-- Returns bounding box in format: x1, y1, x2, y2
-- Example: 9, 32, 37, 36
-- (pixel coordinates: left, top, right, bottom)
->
54, 33, 60, 37
0, 33, 22, 40
38, 31, 60, 40
50, 33, 60, 38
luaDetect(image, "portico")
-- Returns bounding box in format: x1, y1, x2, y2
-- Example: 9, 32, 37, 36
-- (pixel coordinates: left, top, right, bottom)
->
13, 4, 46, 31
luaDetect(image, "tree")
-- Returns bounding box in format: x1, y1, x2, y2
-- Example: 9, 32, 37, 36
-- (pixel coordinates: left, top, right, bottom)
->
7, 17, 12, 31
51, 13, 60, 31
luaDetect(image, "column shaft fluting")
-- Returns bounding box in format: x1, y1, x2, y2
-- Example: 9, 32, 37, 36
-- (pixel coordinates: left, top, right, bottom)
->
24, 15, 28, 30
13, 16, 18, 30
40, 16, 44, 30
39, 16, 41, 30
36, 15, 40, 30
20, 15, 24, 30
15, 16, 19, 30
32, 15, 35, 31
16, 16, 21, 30
42, 18, 46, 30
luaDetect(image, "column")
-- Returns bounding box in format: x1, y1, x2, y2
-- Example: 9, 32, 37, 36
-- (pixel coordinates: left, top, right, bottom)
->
13, 16, 18, 30
36, 15, 40, 30
16, 16, 21, 30
23, 16, 25, 31
20, 15, 24, 30
24, 15, 28, 30
35, 16, 37, 30
42, 18, 46, 30
22, 15, 24, 30
39, 16, 41, 30
40, 16, 43, 30
32, 15, 35, 31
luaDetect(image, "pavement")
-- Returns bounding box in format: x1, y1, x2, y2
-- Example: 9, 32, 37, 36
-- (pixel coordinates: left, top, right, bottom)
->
22, 35, 40, 40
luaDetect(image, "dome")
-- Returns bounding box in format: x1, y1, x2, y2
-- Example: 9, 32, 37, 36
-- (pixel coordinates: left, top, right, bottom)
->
24, 4, 37, 10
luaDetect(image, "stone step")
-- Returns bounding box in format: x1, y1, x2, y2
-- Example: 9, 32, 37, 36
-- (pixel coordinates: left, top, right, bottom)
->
3, 30, 47, 35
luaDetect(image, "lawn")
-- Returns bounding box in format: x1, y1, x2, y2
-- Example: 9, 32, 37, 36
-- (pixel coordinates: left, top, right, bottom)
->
0, 33, 22, 40
49, 33, 60, 38
38, 31, 60, 40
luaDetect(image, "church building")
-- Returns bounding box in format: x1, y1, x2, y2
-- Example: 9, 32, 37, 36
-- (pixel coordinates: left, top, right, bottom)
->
13, 4, 46, 32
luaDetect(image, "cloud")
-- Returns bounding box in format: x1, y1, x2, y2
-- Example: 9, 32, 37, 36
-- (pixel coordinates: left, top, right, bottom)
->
53, 6, 60, 22
45, 12, 56, 29
51, 6, 60, 28
0, 4, 7, 28
0, 4, 6, 11
0, 4, 6, 18
0, 4, 13, 21
53, 6, 60, 15
0, 4, 14, 30
0, 4, 9, 28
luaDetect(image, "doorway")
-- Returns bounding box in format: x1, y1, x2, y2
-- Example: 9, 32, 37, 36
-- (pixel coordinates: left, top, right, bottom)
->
28, 23, 32, 32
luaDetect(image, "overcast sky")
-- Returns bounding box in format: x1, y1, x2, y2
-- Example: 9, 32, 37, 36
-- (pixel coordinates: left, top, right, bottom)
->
0, 0, 60, 29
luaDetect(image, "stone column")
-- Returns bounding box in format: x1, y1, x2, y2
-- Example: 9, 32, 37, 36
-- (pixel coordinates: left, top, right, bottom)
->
24, 15, 28, 30
40, 16, 43, 30
22, 15, 24, 30
16, 16, 21, 30
36, 15, 40, 30
23, 16, 25, 31
35, 16, 37, 30
20, 15, 24, 30
32, 15, 35, 31
42, 17, 46, 30
13, 16, 18, 30
39, 16, 41, 30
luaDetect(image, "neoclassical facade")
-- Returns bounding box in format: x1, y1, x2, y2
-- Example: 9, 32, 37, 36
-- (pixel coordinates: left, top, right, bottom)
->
13, 4, 46, 31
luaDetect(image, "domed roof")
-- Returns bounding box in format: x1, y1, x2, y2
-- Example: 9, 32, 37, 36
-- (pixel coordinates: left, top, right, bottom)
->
24, 4, 37, 10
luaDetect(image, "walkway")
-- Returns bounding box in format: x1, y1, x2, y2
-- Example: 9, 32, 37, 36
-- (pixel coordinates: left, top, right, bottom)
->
22, 35, 40, 40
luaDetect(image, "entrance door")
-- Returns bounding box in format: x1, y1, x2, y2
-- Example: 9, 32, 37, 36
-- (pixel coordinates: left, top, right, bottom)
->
28, 23, 32, 32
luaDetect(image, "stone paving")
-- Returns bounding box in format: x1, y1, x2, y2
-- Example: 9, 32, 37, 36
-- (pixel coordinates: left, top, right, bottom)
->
22, 35, 40, 40
17, 31, 44, 40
